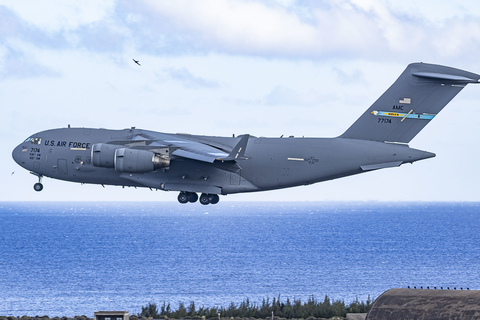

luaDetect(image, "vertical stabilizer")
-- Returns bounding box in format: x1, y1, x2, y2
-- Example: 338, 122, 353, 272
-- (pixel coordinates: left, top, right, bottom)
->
340, 63, 480, 143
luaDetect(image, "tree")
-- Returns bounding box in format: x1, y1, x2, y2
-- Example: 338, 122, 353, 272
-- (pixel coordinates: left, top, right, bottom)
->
141, 302, 160, 318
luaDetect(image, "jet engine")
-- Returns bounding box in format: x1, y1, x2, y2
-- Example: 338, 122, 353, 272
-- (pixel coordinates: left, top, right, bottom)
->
91, 143, 122, 168
114, 148, 170, 173
92, 143, 170, 173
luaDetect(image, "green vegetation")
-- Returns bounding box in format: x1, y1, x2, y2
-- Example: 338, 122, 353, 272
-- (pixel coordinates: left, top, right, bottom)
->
0, 296, 372, 320
0, 316, 91, 320
140, 295, 373, 319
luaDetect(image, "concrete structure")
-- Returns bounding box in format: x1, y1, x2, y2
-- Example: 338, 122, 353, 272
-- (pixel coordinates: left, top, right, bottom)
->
346, 313, 367, 320
366, 288, 480, 319
94, 311, 129, 320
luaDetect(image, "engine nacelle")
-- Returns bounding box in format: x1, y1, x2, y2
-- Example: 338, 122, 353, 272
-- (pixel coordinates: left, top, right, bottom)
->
114, 148, 170, 173
91, 143, 122, 168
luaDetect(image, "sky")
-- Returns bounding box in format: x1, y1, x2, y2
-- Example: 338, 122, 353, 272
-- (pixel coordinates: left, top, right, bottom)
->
2, 0, 480, 202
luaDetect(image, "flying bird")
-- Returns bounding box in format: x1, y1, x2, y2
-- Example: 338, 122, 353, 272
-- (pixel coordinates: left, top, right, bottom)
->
133, 59, 141, 66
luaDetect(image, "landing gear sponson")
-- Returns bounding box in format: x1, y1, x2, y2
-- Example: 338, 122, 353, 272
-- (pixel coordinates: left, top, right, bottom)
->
178, 191, 219, 205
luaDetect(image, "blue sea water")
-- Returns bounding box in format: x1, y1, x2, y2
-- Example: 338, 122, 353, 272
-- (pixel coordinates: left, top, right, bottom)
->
0, 202, 479, 317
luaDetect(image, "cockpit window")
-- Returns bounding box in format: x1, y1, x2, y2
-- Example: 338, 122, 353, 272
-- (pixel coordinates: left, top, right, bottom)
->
24, 137, 41, 145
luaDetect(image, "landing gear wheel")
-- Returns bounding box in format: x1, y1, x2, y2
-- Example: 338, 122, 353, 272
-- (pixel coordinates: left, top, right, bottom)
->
199, 193, 210, 205
33, 183, 43, 192
209, 194, 220, 204
177, 192, 189, 204
187, 192, 198, 203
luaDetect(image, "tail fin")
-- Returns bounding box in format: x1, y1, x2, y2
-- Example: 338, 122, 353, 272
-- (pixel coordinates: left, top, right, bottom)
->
340, 63, 480, 143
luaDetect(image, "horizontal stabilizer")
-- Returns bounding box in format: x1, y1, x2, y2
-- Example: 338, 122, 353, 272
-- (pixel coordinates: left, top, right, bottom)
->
413, 72, 480, 83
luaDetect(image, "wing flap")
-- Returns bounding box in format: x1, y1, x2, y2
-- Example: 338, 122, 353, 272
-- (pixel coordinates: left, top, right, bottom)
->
172, 149, 227, 163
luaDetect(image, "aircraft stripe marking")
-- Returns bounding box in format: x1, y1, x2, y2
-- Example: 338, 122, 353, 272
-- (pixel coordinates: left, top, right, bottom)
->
288, 158, 304, 161
401, 109, 414, 122
371, 110, 436, 120
71, 148, 87, 151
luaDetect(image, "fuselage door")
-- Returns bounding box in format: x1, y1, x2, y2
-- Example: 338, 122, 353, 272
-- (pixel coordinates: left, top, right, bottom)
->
230, 172, 241, 185
57, 159, 68, 175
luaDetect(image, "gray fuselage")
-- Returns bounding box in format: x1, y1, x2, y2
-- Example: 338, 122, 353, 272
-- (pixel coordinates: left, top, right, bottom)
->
11, 63, 480, 204
12, 127, 434, 196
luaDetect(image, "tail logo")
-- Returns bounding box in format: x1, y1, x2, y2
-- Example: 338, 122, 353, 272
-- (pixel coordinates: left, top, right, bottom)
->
371, 110, 436, 120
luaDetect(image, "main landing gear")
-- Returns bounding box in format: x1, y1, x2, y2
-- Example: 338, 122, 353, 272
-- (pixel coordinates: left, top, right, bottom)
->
178, 191, 220, 205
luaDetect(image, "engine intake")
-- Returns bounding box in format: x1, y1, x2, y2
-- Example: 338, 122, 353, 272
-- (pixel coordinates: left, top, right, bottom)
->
91, 143, 122, 168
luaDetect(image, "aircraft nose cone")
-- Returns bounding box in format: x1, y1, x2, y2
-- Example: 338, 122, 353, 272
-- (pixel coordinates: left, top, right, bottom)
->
12, 144, 26, 166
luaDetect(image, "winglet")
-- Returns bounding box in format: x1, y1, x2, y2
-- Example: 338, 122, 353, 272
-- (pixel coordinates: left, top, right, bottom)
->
218, 134, 250, 161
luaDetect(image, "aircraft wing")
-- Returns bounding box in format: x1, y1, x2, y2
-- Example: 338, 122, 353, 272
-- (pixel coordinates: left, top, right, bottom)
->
170, 143, 229, 162
126, 131, 248, 163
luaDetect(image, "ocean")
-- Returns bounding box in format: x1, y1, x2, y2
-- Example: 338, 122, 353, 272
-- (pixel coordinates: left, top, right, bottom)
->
0, 202, 479, 317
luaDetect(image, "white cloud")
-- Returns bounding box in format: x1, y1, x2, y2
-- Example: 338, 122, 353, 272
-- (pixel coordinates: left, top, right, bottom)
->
129, 0, 480, 61
332, 66, 366, 84
0, 45, 60, 79
432, 18, 480, 58
136, 0, 382, 57
139, 0, 318, 54
2, 0, 480, 62
164, 67, 220, 89
0, 0, 115, 32
264, 85, 332, 107
383, 0, 480, 26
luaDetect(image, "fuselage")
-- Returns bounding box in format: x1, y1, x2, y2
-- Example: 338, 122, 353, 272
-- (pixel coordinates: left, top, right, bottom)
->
11, 63, 480, 204
12, 127, 434, 197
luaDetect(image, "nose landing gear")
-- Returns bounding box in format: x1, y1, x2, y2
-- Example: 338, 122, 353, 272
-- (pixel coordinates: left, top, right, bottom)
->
31, 172, 43, 192
33, 182, 43, 192
177, 192, 220, 205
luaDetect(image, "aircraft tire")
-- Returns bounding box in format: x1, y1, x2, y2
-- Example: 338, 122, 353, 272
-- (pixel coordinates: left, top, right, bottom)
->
33, 183, 43, 192
199, 193, 210, 205
187, 192, 198, 203
209, 194, 220, 204
177, 192, 189, 204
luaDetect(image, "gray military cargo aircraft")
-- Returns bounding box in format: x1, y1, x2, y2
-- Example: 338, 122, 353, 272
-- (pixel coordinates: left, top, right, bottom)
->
11, 63, 480, 204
